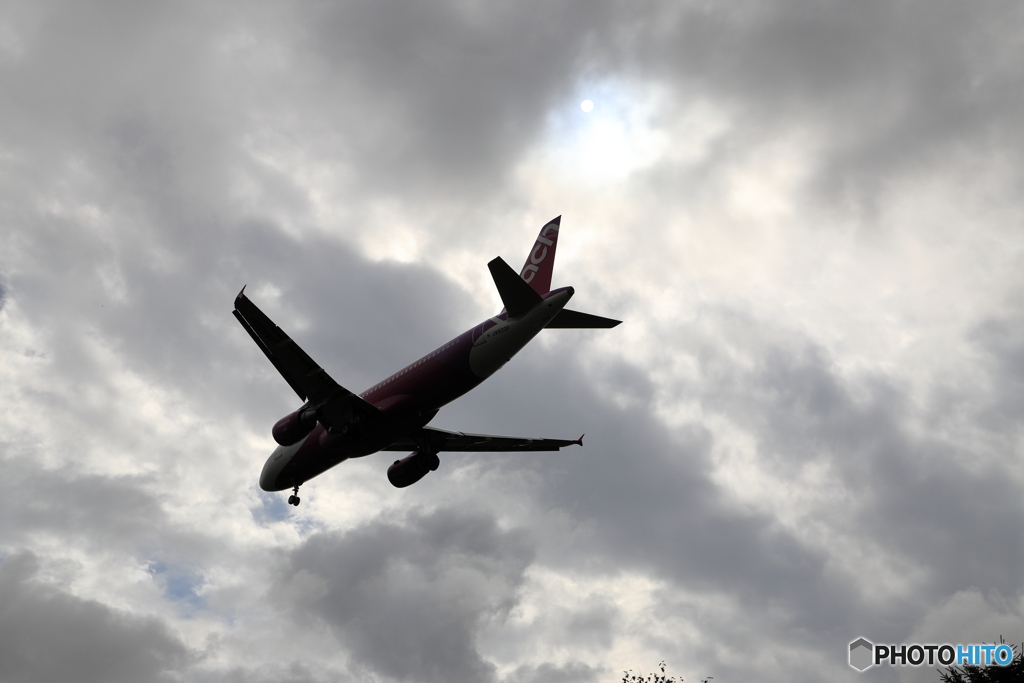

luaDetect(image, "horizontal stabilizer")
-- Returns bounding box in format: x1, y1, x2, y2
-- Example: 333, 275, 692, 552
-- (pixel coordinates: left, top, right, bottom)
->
546, 308, 622, 329
488, 256, 542, 317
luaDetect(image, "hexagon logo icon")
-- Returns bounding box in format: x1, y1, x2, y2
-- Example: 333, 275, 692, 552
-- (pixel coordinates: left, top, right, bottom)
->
850, 637, 874, 671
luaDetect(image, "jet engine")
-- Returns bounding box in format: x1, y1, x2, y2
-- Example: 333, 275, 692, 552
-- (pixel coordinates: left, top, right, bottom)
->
387, 451, 440, 488
272, 408, 318, 446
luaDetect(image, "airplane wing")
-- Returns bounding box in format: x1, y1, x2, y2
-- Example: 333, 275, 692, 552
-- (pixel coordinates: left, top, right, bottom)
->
381, 426, 583, 453
233, 287, 379, 428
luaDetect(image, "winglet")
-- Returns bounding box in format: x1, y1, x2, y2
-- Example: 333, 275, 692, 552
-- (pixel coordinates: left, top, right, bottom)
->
576, 434, 584, 446
236, 285, 247, 303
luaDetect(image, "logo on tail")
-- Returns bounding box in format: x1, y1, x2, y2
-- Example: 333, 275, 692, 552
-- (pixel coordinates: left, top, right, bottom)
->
520, 216, 561, 294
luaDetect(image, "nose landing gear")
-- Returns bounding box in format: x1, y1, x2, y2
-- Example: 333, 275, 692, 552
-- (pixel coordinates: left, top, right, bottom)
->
287, 485, 301, 506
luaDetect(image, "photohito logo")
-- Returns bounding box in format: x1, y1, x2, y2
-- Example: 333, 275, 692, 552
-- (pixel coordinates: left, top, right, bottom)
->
849, 637, 1014, 672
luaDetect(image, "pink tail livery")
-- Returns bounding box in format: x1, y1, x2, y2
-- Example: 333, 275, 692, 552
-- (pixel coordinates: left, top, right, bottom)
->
520, 215, 561, 295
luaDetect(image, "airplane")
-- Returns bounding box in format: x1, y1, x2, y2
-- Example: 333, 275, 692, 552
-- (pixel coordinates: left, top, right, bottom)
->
233, 216, 620, 506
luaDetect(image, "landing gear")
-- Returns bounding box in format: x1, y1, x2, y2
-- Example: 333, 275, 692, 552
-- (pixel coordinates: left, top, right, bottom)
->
287, 485, 301, 506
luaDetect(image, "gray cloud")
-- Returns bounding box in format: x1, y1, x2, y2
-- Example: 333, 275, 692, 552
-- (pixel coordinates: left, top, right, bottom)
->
607, 1, 1024, 215
503, 661, 601, 683
271, 507, 533, 683
286, 0, 631, 199
0, 550, 192, 683
215, 662, 347, 683
971, 305, 1024, 425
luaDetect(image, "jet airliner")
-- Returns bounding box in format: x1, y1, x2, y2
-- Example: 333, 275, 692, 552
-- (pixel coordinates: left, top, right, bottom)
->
234, 217, 620, 505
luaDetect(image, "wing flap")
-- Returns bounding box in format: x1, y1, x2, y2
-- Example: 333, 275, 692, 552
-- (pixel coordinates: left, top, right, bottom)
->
382, 427, 583, 452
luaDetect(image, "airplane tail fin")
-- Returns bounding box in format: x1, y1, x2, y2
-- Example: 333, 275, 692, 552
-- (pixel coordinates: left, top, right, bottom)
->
520, 216, 561, 295
507, 215, 622, 328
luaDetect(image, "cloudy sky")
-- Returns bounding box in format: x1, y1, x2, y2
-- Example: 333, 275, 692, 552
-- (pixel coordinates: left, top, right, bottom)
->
2, 2, 1023, 682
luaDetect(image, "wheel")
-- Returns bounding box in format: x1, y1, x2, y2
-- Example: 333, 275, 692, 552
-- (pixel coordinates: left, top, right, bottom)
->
288, 495, 296, 505
293, 496, 300, 506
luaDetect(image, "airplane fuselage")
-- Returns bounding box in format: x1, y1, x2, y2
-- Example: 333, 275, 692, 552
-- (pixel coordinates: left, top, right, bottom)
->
258, 286, 575, 491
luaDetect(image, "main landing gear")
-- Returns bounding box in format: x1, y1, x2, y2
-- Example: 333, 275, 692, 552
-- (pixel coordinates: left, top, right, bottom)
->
287, 485, 301, 506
